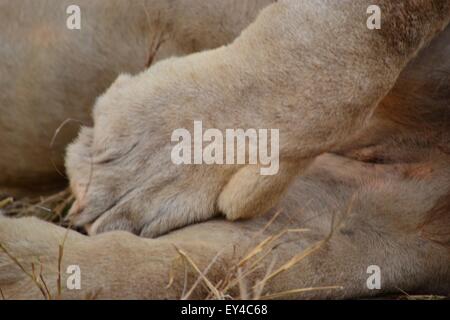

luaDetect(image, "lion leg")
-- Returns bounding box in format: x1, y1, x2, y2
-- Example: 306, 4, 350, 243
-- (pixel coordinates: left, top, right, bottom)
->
3, 151, 449, 299
0, 216, 243, 299
63, 1, 450, 237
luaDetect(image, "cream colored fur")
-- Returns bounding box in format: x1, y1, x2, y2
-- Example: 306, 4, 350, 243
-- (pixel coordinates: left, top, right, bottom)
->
1, 151, 449, 299
0, 0, 273, 194
65, 0, 450, 237
0, 0, 449, 299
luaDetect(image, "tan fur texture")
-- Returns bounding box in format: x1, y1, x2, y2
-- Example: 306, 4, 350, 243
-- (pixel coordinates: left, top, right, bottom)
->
0, 0, 273, 194
1, 150, 449, 299
0, 0, 449, 299
64, 0, 450, 237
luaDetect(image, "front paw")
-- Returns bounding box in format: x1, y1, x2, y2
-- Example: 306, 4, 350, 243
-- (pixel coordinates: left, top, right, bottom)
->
65, 118, 233, 238
66, 131, 228, 237
65, 120, 289, 238
65, 65, 288, 237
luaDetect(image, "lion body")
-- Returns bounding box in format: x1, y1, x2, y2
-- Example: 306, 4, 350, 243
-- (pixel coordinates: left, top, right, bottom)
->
0, 0, 449, 299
